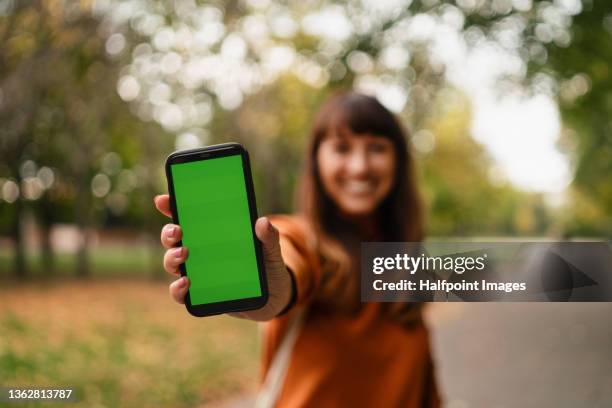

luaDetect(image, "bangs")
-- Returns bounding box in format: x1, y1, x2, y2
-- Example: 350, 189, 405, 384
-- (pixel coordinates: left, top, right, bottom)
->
328, 93, 402, 141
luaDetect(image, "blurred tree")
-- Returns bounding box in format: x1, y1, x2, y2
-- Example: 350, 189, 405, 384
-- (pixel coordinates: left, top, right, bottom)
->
3, 0, 609, 282
209, 74, 327, 213
0, 0, 171, 278
0, 0, 51, 277
446, 0, 611, 236
532, 0, 612, 236
414, 88, 551, 236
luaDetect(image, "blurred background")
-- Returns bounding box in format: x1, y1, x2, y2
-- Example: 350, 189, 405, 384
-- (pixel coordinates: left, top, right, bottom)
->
0, 0, 610, 406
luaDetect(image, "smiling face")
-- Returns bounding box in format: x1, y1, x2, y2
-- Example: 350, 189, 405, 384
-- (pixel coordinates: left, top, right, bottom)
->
316, 128, 397, 218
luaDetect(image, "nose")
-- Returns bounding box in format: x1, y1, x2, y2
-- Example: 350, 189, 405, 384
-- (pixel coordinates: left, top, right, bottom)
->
345, 149, 369, 176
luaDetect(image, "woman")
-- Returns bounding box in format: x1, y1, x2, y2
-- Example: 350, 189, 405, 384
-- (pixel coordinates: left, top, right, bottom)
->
154, 92, 441, 407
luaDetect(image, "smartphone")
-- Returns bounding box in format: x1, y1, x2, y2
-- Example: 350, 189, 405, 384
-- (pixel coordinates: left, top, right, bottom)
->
165, 143, 268, 317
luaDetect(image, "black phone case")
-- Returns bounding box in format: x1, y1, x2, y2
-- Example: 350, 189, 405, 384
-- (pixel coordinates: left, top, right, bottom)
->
165, 143, 269, 317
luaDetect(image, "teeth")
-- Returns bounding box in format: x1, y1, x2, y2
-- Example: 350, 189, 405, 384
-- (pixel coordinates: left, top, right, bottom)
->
344, 181, 374, 194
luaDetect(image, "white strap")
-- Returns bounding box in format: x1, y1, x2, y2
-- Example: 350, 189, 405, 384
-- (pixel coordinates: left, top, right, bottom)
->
255, 310, 305, 408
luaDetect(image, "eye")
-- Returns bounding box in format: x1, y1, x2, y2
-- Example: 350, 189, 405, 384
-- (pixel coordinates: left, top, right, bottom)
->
332, 140, 351, 154
368, 140, 392, 153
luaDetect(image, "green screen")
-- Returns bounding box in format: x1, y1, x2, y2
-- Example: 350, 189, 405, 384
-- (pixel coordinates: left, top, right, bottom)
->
171, 154, 261, 305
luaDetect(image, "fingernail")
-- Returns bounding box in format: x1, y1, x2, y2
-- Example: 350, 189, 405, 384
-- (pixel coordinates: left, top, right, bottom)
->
172, 247, 184, 258
177, 276, 186, 288
267, 218, 274, 232
168, 226, 176, 238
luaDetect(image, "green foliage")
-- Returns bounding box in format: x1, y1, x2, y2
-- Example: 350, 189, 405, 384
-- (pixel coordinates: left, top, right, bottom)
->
0, 0, 173, 224
0, 1, 176, 276
210, 74, 329, 213
1, 0, 610, 279
533, 0, 612, 236
415, 89, 552, 236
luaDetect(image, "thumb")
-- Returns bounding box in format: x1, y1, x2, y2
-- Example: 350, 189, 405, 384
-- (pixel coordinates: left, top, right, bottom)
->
255, 217, 283, 265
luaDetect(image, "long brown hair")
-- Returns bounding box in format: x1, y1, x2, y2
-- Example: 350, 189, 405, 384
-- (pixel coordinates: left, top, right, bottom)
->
297, 91, 424, 311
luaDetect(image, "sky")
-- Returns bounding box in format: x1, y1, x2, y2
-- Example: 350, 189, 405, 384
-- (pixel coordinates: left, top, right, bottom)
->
444, 35, 571, 194
348, 5, 574, 195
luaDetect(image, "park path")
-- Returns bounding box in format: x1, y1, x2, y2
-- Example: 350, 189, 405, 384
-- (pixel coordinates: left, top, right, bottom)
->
215, 303, 612, 408
426, 303, 612, 408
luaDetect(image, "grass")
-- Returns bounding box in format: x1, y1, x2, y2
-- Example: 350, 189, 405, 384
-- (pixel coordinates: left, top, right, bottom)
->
0, 245, 161, 279
0, 279, 260, 407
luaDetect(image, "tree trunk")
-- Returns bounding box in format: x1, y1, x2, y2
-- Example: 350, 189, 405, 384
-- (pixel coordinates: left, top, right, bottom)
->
76, 227, 89, 278
39, 199, 54, 275
12, 198, 27, 279
75, 169, 90, 278
40, 220, 54, 275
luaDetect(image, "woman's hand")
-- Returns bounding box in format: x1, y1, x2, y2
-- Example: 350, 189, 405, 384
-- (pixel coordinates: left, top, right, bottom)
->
153, 194, 293, 321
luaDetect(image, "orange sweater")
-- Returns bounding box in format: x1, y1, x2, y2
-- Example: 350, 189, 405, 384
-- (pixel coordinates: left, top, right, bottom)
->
263, 215, 441, 407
